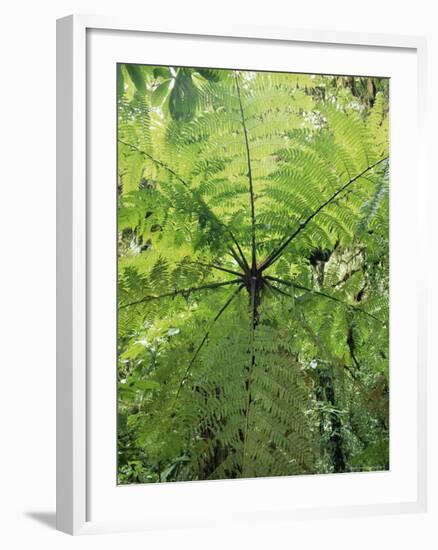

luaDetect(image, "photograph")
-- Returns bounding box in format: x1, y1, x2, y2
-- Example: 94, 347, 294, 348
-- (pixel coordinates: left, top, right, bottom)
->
116, 64, 390, 484
0, 0, 432, 544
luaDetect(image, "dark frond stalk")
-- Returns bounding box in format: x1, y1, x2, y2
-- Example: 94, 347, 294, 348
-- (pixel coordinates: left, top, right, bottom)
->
264, 279, 294, 300
174, 284, 244, 400
228, 247, 245, 271
119, 278, 242, 309
119, 138, 190, 190
234, 72, 257, 272
260, 157, 389, 271
196, 261, 243, 278
119, 138, 214, 220
265, 275, 383, 323
229, 230, 251, 274
119, 138, 245, 267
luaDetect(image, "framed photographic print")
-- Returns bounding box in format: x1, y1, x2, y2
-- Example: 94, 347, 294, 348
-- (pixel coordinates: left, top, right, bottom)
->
56, 15, 427, 535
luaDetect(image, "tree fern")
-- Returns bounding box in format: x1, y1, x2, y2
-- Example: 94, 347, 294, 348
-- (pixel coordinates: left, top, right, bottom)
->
117, 66, 390, 483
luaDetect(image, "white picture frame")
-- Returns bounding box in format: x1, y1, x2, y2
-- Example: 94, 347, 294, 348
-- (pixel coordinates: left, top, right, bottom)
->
56, 14, 428, 535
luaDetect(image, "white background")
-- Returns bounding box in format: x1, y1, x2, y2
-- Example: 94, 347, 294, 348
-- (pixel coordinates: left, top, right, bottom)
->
0, 0, 435, 548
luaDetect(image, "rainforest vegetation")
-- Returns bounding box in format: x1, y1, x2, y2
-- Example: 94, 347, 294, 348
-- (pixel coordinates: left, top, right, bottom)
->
117, 64, 389, 484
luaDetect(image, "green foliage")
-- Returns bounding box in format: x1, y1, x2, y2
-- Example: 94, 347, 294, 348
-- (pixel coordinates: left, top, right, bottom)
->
117, 65, 390, 484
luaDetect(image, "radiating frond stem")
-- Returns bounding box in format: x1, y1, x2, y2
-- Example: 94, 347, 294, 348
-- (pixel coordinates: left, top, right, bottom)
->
269, 294, 362, 385
265, 275, 383, 323
119, 138, 215, 223
229, 231, 251, 274
234, 72, 257, 271
119, 138, 246, 272
119, 138, 191, 190
228, 248, 246, 271
264, 279, 293, 300
196, 261, 243, 278
260, 156, 389, 271
271, 292, 379, 398
174, 284, 244, 401
119, 278, 242, 309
